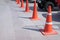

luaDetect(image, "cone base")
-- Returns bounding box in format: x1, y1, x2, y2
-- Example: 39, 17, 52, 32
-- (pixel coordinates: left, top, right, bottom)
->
42, 30, 58, 36
16, 2, 19, 4
16, 2, 18, 4
25, 10, 30, 12
20, 6, 24, 8
31, 18, 40, 20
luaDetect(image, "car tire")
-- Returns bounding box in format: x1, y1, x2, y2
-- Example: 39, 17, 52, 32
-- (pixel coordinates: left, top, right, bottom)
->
44, 2, 54, 11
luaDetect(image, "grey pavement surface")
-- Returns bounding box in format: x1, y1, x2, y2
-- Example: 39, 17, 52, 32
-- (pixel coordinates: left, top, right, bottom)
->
0, 0, 60, 40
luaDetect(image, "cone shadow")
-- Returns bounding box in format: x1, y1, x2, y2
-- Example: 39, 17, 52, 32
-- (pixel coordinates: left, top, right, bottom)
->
23, 27, 40, 32
19, 17, 40, 20
39, 29, 45, 35
23, 27, 45, 35
19, 17, 31, 19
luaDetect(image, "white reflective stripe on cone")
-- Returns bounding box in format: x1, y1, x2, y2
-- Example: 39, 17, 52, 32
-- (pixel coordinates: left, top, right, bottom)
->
46, 22, 52, 24
47, 13, 52, 15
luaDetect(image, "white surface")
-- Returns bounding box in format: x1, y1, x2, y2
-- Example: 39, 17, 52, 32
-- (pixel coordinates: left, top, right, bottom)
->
0, 0, 60, 40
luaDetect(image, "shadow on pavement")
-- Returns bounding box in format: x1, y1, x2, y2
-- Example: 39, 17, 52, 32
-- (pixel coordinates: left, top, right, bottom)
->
11, 0, 16, 1
42, 12, 60, 22
23, 27, 40, 32
22, 24, 60, 36
22, 25, 49, 36
22, 25, 44, 32
18, 17, 31, 19
23, 27, 50, 35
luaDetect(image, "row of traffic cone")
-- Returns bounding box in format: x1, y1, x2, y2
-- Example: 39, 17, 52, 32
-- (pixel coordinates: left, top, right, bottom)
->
16, 0, 39, 20
16, 0, 20, 4
16, 0, 24, 8
16, 0, 58, 36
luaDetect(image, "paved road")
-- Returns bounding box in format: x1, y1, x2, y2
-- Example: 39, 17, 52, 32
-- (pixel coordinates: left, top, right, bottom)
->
0, 0, 60, 40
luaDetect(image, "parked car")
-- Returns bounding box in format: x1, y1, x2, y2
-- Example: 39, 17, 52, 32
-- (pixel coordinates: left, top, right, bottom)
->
37, 0, 58, 11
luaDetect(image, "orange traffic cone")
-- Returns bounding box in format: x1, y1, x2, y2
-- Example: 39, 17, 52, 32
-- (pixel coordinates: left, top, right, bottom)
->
16, 0, 17, 3
31, 0, 40, 20
42, 6, 58, 35
25, 0, 30, 12
18, 0, 21, 7
21, 0, 24, 8
16, 0, 20, 4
